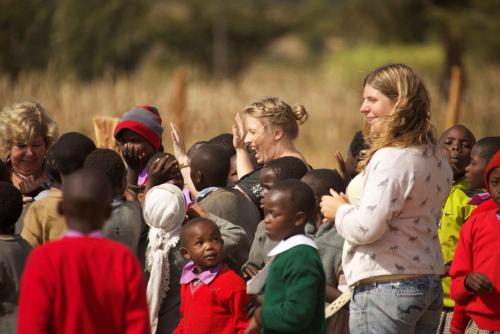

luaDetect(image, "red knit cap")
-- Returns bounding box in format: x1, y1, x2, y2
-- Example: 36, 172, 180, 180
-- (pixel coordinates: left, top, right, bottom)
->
484, 150, 500, 192
114, 106, 163, 149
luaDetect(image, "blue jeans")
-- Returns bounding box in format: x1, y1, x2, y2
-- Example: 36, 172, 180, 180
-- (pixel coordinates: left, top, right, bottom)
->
349, 275, 443, 334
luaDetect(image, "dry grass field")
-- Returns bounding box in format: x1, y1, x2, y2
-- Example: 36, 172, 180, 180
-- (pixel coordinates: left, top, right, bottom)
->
1, 44, 498, 168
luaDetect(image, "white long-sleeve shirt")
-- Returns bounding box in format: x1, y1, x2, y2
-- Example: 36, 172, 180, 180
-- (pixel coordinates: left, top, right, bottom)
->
336, 145, 453, 286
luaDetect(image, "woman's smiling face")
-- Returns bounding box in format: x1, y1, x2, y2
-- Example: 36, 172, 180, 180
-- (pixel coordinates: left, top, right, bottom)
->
243, 115, 276, 164
359, 84, 395, 136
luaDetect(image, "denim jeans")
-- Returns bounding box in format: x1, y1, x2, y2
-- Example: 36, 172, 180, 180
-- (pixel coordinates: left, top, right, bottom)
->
349, 275, 443, 334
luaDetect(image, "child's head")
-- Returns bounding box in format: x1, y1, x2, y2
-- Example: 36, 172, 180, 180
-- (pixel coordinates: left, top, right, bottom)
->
51, 132, 96, 177
0, 160, 10, 183
261, 179, 316, 241
209, 133, 237, 185
465, 136, 500, 190
114, 105, 163, 151
301, 169, 346, 226
0, 182, 23, 234
186, 141, 208, 160
439, 125, 476, 180
180, 217, 224, 271
259, 156, 308, 196
84, 149, 126, 196
59, 169, 112, 232
190, 144, 230, 191
484, 151, 500, 209
346, 131, 368, 178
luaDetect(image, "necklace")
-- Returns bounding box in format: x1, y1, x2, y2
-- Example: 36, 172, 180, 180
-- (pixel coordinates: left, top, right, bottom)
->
10, 166, 44, 181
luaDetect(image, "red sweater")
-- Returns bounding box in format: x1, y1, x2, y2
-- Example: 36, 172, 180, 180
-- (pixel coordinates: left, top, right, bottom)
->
173, 267, 251, 334
18, 236, 150, 334
450, 210, 500, 330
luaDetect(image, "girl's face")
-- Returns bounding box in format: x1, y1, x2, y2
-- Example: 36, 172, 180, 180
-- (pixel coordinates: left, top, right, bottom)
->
360, 84, 395, 136
10, 133, 47, 176
243, 115, 276, 164
488, 167, 500, 210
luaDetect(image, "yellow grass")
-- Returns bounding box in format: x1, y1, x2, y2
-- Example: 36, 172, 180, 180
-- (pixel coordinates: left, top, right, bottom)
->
1, 47, 499, 168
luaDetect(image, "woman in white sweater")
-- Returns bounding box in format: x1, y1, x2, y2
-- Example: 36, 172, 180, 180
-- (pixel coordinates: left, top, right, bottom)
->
321, 63, 453, 333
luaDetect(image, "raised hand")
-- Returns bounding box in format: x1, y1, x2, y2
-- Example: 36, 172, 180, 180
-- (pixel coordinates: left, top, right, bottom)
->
232, 113, 247, 150
170, 122, 188, 165
146, 154, 183, 191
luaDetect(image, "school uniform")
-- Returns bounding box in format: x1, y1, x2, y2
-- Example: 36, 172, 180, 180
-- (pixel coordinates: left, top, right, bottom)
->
18, 231, 150, 334
260, 235, 326, 334
174, 262, 251, 334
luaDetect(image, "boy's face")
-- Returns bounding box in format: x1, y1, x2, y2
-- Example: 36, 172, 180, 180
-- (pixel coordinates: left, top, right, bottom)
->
259, 167, 278, 198
262, 189, 302, 241
440, 127, 474, 179
227, 155, 238, 186
488, 167, 500, 210
182, 222, 224, 271
465, 145, 488, 190
117, 129, 155, 165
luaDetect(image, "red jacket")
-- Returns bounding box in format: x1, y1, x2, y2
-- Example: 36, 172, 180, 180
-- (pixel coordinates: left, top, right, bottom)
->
18, 236, 150, 334
450, 210, 500, 330
173, 267, 251, 334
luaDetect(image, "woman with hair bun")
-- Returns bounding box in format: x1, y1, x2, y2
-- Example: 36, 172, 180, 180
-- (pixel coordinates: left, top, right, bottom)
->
0, 101, 59, 201
320, 64, 453, 333
233, 97, 309, 207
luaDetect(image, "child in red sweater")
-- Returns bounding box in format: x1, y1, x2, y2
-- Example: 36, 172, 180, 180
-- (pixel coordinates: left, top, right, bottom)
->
173, 217, 251, 334
450, 151, 500, 332
18, 170, 150, 334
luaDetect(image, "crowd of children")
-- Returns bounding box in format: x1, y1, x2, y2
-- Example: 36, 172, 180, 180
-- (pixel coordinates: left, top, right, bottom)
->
0, 63, 499, 334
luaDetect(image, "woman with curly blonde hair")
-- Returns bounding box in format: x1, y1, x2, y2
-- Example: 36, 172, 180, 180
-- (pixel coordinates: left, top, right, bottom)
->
0, 101, 58, 199
321, 64, 453, 333
232, 97, 309, 206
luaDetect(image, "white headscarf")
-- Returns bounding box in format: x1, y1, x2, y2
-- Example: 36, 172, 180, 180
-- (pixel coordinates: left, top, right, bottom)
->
143, 183, 186, 334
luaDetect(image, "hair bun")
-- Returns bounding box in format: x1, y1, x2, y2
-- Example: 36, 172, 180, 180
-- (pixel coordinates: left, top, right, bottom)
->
292, 104, 308, 124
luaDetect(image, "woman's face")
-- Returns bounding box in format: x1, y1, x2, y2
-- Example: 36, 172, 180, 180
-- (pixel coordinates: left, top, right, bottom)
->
10, 133, 47, 176
360, 84, 395, 136
243, 115, 276, 164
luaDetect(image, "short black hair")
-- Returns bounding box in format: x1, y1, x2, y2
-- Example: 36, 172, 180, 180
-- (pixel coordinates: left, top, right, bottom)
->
271, 179, 316, 223
191, 144, 230, 188
476, 137, 500, 162
263, 156, 308, 181
45, 146, 62, 184
349, 131, 368, 158
187, 141, 209, 159
181, 217, 220, 246
302, 169, 346, 198
84, 149, 125, 192
209, 133, 236, 157
51, 132, 96, 176
0, 182, 23, 229
0, 160, 10, 183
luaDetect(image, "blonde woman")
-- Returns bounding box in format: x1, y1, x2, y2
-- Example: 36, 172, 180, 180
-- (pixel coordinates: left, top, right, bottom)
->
320, 64, 453, 333
0, 101, 58, 200
232, 97, 309, 206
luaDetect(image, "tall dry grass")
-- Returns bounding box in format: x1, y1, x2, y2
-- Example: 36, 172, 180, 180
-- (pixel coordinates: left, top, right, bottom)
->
1, 55, 499, 168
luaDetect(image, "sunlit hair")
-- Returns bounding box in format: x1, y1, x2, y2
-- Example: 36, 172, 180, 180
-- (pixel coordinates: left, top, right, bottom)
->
360, 63, 437, 168
242, 97, 308, 140
0, 101, 59, 158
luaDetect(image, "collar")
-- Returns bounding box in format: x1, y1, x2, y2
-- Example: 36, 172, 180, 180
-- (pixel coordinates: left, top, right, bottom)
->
179, 261, 225, 285
63, 229, 104, 238
137, 167, 148, 186
196, 187, 219, 202
0, 234, 17, 241
267, 234, 317, 257
468, 192, 491, 205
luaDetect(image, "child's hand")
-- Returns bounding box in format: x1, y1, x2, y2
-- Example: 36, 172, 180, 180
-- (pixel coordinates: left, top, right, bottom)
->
170, 122, 189, 164
465, 272, 493, 294
244, 295, 262, 317
232, 113, 247, 150
121, 142, 147, 171
320, 189, 349, 223
244, 308, 261, 334
334, 150, 352, 185
186, 202, 208, 218
241, 263, 259, 281
146, 154, 183, 191
19, 175, 42, 196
